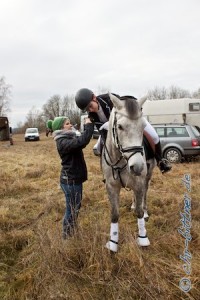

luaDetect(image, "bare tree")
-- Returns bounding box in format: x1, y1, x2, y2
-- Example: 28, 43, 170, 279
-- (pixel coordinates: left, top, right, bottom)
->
62, 94, 81, 126
147, 86, 167, 100
41, 94, 81, 128
0, 76, 12, 116
192, 88, 200, 99
42, 94, 62, 119
24, 107, 43, 129
147, 85, 191, 100
168, 85, 191, 99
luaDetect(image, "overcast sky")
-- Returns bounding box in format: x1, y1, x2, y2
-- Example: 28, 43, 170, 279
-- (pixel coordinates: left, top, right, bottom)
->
1, 0, 200, 127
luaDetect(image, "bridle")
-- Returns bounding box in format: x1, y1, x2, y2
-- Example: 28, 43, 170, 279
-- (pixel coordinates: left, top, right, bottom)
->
103, 111, 144, 187
112, 111, 144, 158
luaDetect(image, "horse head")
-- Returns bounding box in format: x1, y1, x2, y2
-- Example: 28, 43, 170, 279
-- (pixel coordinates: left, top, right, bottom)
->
107, 93, 148, 176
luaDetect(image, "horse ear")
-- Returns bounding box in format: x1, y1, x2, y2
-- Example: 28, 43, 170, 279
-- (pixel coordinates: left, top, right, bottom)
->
137, 95, 148, 109
109, 93, 123, 110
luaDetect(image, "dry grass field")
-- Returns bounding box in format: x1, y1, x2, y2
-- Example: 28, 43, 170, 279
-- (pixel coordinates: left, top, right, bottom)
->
0, 133, 199, 300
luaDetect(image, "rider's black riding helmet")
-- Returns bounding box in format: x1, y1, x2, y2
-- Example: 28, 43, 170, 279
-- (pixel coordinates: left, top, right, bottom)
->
75, 88, 94, 111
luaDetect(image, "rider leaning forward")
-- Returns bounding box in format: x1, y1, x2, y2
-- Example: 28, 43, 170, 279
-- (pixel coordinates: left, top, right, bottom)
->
75, 88, 172, 174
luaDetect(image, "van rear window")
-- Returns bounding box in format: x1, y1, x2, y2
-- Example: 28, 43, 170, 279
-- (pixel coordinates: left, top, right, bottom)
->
189, 103, 200, 111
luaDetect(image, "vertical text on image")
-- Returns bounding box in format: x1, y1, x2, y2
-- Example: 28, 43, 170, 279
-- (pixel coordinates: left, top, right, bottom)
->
178, 174, 192, 293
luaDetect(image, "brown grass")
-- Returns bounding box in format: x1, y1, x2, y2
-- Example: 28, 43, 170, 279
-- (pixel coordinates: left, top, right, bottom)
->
0, 133, 199, 300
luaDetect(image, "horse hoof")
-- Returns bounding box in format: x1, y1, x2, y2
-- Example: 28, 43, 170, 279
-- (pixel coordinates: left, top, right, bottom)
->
137, 236, 150, 247
105, 241, 118, 252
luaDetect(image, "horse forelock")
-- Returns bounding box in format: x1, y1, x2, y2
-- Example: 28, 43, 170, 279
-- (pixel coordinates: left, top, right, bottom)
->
124, 97, 140, 119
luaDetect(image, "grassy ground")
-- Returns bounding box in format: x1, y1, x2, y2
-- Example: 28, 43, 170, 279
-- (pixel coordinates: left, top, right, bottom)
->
0, 133, 199, 300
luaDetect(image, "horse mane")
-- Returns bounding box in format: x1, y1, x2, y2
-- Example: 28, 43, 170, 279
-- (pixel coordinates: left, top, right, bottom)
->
121, 96, 140, 119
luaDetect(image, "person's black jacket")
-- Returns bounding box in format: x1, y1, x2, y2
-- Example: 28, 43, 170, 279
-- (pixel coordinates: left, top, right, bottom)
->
88, 93, 114, 130
54, 123, 94, 185
88, 93, 136, 131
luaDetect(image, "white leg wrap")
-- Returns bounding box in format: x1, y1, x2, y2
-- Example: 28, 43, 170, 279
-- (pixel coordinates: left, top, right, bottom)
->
105, 222, 119, 252
110, 222, 119, 242
138, 218, 146, 237
137, 217, 150, 247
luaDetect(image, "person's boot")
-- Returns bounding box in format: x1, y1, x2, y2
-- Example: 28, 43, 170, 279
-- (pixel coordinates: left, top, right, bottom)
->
155, 141, 172, 173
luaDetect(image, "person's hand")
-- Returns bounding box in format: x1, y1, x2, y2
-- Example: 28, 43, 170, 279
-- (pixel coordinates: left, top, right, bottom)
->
84, 117, 92, 124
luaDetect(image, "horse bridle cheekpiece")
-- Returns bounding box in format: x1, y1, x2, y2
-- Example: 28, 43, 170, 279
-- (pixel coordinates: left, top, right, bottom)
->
113, 111, 144, 158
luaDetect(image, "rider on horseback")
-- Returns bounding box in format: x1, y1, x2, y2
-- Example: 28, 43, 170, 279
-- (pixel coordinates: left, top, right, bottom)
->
75, 88, 172, 174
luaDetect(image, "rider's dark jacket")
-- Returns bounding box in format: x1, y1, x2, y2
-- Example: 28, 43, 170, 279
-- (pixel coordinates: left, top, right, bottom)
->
88, 93, 114, 130
88, 93, 137, 130
54, 123, 94, 185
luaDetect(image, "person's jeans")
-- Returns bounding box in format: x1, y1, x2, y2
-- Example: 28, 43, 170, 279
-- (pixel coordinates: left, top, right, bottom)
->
60, 182, 82, 238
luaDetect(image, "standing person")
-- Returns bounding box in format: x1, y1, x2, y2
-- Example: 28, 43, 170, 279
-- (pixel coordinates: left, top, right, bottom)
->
75, 88, 171, 173
47, 116, 94, 239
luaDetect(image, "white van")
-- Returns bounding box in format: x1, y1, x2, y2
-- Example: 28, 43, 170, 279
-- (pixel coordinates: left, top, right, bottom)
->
24, 128, 40, 142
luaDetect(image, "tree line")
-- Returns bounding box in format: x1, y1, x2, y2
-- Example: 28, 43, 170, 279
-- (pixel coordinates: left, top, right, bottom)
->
21, 94, 81, 133
1, 76, 200, 132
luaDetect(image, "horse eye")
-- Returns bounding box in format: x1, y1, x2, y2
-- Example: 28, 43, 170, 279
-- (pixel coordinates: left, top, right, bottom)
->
118, 124, 123, 130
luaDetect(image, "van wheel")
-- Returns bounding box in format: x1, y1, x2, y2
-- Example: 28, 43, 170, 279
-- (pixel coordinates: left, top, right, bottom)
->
164, 148, 182, 163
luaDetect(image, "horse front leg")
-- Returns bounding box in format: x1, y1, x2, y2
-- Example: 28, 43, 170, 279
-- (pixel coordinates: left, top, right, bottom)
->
105, 183, 120, 252
134, 189, 150, 247
132, 193, 149, 220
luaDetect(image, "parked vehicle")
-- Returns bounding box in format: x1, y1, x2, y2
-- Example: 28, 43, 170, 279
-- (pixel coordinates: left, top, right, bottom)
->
142, 98, 200, 128
152, 123, 200, 163
0, 117, 13, 145
25, 128, 40, 142
93, 123, 200, 162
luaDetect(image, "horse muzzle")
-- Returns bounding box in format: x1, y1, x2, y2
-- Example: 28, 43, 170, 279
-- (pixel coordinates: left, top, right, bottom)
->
129, 162, 145, 176
128, 152, 145, 176
122, 146, 145, 176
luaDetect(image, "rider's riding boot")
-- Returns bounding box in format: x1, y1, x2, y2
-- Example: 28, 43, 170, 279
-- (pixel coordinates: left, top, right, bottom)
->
155, 141, 172, 173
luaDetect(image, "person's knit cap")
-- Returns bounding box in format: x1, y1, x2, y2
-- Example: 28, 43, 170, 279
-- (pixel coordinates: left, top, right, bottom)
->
46, 120, 53, 130
47, 116, 69, 131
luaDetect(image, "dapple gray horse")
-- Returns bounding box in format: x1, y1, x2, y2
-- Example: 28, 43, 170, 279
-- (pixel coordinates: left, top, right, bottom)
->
101, 93, 156, 252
